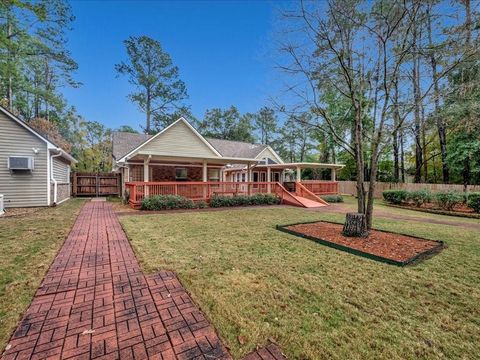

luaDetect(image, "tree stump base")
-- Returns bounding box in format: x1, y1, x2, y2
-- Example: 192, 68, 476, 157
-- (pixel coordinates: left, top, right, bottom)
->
342, 212, 368, 238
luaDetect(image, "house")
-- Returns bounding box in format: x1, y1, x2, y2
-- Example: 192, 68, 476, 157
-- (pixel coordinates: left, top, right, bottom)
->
112, 117, 343, 208
0, 106, 76, 208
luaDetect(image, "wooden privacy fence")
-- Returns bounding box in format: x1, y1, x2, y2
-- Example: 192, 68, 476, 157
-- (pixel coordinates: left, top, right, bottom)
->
339, 181, 480, 199
71, 172, 121, 197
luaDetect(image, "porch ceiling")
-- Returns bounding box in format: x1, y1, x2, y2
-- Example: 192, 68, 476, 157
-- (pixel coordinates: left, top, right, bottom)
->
254, 162, 344, 170
124, 153, 259, 165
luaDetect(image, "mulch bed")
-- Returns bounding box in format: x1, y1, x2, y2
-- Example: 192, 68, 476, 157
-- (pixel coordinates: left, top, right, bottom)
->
278, 221, 444, 266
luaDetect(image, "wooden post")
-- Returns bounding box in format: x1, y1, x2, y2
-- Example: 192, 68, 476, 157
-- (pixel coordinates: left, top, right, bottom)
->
332, 168, 336, 182
72, 172, 77, 197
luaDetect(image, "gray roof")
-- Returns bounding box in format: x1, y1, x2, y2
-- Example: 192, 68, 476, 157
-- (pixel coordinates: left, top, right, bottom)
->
206, 138, 267, 159
112, 132, 152, 160
112, 131, 269, 160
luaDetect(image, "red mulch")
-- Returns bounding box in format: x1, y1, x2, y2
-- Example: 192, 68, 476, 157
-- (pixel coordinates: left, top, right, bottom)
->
286, 221, 442, 263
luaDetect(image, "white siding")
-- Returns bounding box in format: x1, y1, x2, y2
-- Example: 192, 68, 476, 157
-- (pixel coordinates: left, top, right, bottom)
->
0, 113, 48, 207
52, 157, 70, 183
140, 121, 220, 158
256, 147, 284, 164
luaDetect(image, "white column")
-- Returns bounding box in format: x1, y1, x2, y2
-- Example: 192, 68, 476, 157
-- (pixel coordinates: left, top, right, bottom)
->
143, 159, 149, 182
267, 167, 271, 193
202, 160, 208, 182
143, 158, 150, 197
332, 168, 336, 182
296, 166, 301, 182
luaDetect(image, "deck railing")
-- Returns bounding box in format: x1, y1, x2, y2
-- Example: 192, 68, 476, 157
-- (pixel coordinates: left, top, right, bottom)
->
300, 181, 339, 195
125, 181, 284, 208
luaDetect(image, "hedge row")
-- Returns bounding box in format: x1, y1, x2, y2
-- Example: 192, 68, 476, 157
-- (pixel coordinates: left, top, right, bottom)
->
210, 193, 280, 207
321, 195, 344, 203
140, 193, 280, 211
383, 189, 480, 213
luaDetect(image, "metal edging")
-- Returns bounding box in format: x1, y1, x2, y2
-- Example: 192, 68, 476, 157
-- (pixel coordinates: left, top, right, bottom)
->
276, 221, 445, 267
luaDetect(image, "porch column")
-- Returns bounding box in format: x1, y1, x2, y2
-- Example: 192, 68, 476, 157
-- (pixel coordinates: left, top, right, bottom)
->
247, 163, 251, 195
143, 160, 149, 182
332, 168, 336, 182
144, 157, 150, 197
202, 160, 208, 182
296, 166, 301, 182
202, 160, 208, 199
267, 166, 271, 193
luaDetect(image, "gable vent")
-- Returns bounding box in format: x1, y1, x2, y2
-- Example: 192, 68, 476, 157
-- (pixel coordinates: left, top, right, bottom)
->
8, 156, 34, 171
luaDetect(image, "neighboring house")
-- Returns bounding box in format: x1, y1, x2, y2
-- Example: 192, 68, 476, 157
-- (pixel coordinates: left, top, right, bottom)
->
0, 106, 76, 208
112, 117, 343, 208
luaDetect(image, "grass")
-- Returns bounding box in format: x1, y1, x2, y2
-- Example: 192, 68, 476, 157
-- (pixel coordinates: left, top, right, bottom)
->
0, 199, 86, 350
120, 199, 480, 359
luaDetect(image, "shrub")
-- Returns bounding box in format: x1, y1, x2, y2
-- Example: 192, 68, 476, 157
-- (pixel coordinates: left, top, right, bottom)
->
196, 200, 208, 209
435, 191, 463, 211
321, 195, 344, 203
407, 189, 432, 207
210, 194, 280, 208
467, 192, 480, 213
383, 190, 408, 205
141, 195, 195, 210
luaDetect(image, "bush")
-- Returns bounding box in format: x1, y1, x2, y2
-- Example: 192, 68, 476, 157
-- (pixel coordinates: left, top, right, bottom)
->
435, 191, 463, 211
210, 194, 280, 208
383, 190, 408, 205
196, 200, 208, 209
141, 195, 195, 210
407, 189, 432, 207
467, 192, 480, 213
321, 195, 344, 203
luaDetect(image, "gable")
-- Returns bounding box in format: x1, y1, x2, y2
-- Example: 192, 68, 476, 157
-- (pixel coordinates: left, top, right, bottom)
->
256, 147, 284, 164
138, 120, 220, 158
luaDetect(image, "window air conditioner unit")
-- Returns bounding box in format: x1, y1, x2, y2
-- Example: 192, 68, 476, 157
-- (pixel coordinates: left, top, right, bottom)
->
8, 156, 34, 171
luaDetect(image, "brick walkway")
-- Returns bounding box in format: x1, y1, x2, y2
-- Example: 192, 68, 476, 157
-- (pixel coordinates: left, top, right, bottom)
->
2, 202, 286, 360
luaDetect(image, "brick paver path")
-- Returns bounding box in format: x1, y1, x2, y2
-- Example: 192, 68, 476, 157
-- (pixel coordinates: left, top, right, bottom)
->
2, 202, 235, 360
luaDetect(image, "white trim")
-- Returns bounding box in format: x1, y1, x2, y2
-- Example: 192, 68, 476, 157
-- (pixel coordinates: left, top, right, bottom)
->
47, 150, 51, 206
126, 161, 224, 168
56, 197, 70, 205
256, 146, 284, 164
118, 117, 222, 162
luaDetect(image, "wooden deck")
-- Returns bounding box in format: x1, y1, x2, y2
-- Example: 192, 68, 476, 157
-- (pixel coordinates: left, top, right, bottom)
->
125, 181, 339, 209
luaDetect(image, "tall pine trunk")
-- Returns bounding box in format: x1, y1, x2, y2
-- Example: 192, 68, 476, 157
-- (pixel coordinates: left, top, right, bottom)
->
426, 5, 449, 183
412, 22, 423, 183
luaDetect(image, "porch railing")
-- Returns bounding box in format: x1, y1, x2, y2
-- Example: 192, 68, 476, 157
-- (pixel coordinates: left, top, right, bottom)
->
125, 181, 283, 208
300, 181, 339, 195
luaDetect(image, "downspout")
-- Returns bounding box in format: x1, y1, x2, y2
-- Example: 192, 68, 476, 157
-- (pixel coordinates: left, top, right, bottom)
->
50, 148, 62, 206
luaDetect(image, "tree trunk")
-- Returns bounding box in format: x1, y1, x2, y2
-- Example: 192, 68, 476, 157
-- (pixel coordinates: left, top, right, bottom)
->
426, 4, 448, 183
400, 128, 406, 182
412, 21, 423, 183
343, 213, 368, 238
146, 88, 151, 133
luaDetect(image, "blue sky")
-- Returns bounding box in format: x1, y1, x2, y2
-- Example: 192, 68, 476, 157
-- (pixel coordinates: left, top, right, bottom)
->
63, 0, 282, 131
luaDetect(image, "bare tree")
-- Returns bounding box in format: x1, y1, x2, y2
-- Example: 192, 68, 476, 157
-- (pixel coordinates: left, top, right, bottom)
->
276, 0, 474, 232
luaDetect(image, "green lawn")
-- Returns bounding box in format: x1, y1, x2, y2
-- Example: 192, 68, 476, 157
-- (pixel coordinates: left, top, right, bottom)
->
0, 199, 86, 350
120, 201, 480, 360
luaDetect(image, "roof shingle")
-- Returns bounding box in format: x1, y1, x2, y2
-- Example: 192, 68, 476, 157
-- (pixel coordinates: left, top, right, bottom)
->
112, 131, 268, 160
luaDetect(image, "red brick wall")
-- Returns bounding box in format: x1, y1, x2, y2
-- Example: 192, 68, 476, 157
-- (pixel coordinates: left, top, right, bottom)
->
150, 166, 202, 181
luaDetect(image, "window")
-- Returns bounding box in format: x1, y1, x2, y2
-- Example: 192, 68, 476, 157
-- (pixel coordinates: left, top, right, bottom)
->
208, 168, 220, 181
253, 172, 259, 182
175, 168, 188, 180
130, 165, 143, 181
242, 173, 246, 182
